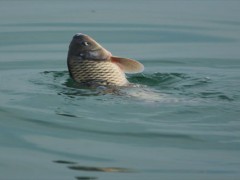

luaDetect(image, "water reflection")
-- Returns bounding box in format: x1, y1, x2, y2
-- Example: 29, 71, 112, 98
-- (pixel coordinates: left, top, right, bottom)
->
75, 177, 97, 180
68, 165, 132, 173
54, 160, 134, 180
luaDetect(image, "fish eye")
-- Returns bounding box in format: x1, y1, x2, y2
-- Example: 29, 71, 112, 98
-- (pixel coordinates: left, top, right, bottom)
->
82, 41, 90, 46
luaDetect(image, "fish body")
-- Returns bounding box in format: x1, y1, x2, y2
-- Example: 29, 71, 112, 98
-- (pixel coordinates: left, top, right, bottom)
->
68, 58, 128, 86
67, 33, 144, 86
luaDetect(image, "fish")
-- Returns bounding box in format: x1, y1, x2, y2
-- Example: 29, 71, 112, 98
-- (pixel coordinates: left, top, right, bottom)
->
67, 33, 144, 86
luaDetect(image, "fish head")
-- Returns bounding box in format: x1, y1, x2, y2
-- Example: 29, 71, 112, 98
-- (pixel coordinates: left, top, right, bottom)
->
68, 33, 111, 61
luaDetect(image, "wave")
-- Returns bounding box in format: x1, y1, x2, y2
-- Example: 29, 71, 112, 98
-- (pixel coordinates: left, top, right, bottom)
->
40, 70, 234, 103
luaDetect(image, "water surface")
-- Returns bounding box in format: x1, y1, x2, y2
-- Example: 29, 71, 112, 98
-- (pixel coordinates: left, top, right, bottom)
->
1, 0, 240, 180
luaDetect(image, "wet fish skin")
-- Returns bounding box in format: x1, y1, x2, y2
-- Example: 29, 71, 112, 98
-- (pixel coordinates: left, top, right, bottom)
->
67, 33, 144, 86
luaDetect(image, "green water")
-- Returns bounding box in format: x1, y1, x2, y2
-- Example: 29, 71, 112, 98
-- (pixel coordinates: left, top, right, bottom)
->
1, 0, 240, 180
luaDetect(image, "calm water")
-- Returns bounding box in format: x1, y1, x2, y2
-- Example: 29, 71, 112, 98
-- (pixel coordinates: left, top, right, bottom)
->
1, 0, 240, 180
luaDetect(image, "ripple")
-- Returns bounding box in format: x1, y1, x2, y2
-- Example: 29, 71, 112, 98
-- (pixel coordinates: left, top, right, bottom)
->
0, 22, 235, 47
39, 70, 236, 104
200, 91, 234, 101
68, 165, 132, 173
75, 177, 98, 180
54, 159, 134, 173
53, 160, 133, 180
128, 72, 189, 87
53, 160, 77, 165
1, 22, 213, 30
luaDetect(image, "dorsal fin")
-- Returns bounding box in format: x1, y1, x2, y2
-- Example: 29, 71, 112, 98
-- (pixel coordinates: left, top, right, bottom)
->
111, 56, 144, 74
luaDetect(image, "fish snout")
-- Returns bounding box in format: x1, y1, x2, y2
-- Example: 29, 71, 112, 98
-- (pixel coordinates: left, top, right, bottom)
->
73, 33, 86, 39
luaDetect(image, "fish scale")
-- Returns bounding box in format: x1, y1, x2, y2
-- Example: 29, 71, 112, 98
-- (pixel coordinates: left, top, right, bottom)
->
68, 58, 129, 86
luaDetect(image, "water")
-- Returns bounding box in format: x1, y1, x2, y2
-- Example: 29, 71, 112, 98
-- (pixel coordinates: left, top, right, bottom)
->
1, 0, 240, 179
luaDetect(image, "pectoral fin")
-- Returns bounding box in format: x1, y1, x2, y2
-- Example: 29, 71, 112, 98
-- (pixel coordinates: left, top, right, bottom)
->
111, 56, 144, 74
